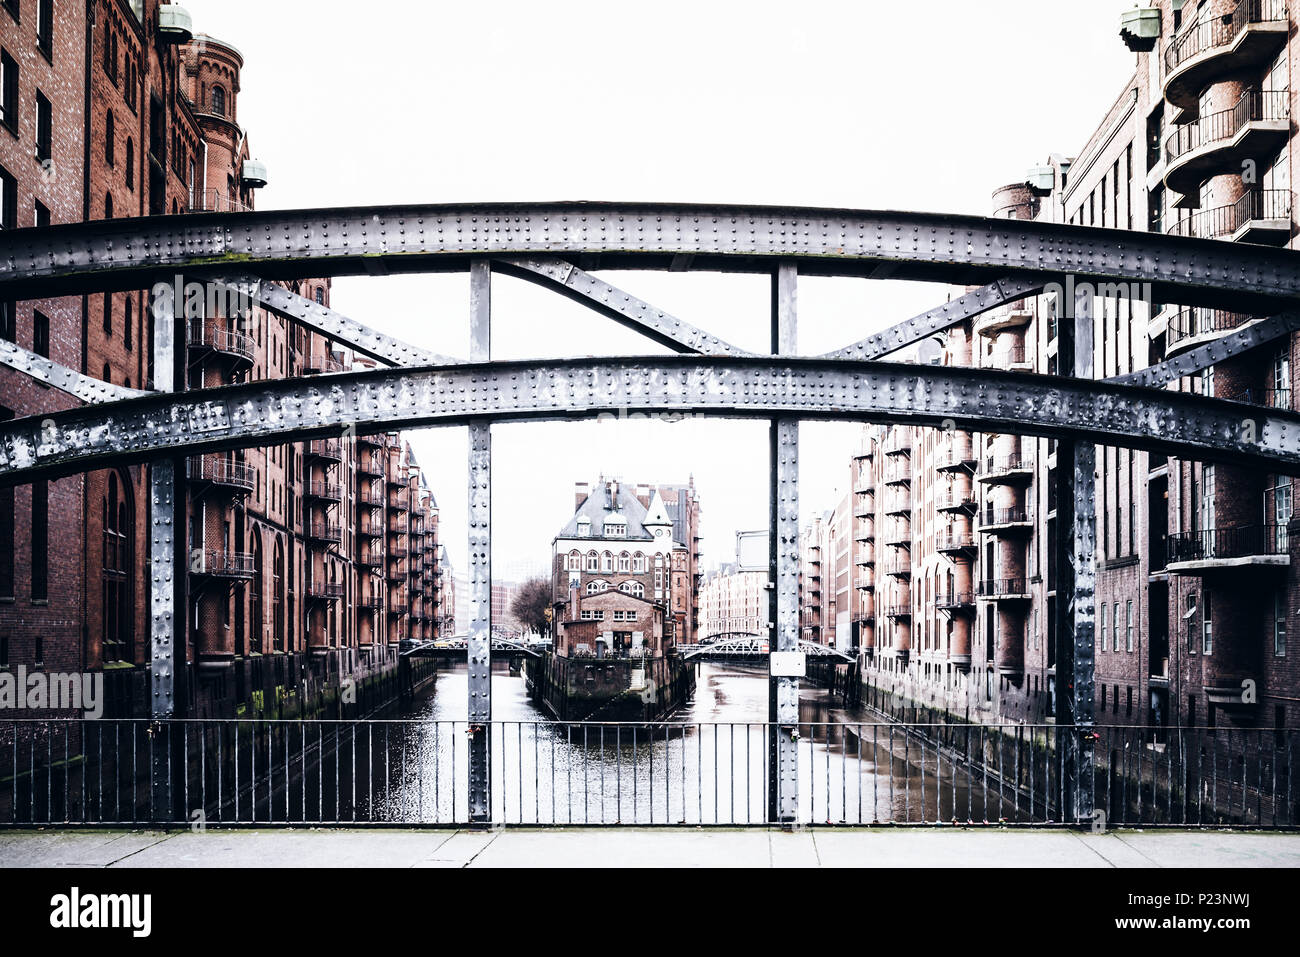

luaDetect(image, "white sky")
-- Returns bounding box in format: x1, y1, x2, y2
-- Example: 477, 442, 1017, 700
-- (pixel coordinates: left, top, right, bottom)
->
186, 0, 1137, 580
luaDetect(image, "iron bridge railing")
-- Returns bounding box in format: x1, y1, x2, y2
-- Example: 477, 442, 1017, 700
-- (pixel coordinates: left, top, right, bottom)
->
0, 719, 1294, 829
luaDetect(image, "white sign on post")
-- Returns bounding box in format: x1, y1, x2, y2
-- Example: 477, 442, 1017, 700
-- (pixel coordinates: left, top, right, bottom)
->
769, 651, 807, 678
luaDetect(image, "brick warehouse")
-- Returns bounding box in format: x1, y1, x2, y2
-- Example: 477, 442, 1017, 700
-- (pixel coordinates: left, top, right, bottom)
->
825, 0, 1300, 736
0, 1, 447, 718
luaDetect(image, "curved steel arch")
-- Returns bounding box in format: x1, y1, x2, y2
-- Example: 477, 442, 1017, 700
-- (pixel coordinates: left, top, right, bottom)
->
0, 355, 1297, 484
4, 202, 1300, 314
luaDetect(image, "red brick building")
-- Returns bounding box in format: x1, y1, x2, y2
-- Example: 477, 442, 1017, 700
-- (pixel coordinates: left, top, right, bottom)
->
0, 2, 445, 717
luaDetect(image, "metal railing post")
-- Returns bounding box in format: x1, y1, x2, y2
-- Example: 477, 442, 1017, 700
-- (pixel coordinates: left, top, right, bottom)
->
468, 260, 493, 824
1055, 279, 1097, 825
768, 261, 800, 825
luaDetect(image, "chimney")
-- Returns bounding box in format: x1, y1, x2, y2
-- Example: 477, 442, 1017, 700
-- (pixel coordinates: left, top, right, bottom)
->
609, 478, 619, 507
636, 483, 651, 507
575, 481, 589, 510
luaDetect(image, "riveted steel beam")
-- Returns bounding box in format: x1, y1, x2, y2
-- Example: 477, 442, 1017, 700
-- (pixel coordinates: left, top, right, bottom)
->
1, 357, 1299, 485
211, 275, 456, 367
769, 262, 800, 825
1055, 286, 1096, 824
821, 276, 1046, 361
1110, 312, 1300, 389
4, 204, 1300, 313
467, 260, 492, 824
0, 338, 146, 403
494, 258, 749, 356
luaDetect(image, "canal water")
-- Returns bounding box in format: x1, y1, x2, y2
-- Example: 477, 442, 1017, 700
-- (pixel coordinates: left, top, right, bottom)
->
362, 661, 1020, 825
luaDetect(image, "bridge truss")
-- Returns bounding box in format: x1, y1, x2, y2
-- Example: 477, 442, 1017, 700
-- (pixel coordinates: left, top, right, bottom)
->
681, 635, 855, 662
2, 202, 1299, 825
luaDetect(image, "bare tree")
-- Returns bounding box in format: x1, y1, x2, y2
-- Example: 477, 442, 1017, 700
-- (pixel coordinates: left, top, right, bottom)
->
511, 577, 552, 638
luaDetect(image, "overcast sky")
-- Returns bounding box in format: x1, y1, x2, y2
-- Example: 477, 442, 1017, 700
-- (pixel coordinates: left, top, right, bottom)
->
186, 0, 1137, 581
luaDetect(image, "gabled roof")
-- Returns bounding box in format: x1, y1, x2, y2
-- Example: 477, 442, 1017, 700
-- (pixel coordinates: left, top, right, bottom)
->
556, 481, 656, 541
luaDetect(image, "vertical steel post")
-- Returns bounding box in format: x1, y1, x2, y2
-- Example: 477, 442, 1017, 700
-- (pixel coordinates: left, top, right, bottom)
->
768, 262, 799, 824
467, 260, 493, 824
1054, 285, 1096, 823
148, 279, 184, 820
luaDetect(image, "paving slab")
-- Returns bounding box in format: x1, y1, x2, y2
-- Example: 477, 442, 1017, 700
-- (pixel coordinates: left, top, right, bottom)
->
0, 830, 176, 867
1109, 830, 1300, 868
806, 828, 1110, 867
105, 829, 462, 868
466, 827, 772, 867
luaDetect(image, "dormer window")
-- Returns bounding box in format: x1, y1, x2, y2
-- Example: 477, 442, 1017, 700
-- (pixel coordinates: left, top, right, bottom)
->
605, 522, 626, 537
577, 518, 591, 538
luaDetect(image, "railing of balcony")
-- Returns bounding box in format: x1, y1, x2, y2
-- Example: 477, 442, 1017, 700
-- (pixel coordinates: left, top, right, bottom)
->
186, 455, 256, 491
936, 530, 975, 551
308, 439, 342, 462
978, 454, 1031, 476
935, 592, 975, 609
307, 481, 344, 501
1166, 524, 1288, 564
184, 188, 254, 215
193, 550, 254, 577
1241, 387, 1292, 409
1165, 91, 1290, 164
989, 345, 1027, 368
1166, 306, 1250, 349
306, 581, 345, 599
1166, 0, 1289, 72
308, 522, 343, 543
186, 320, 254, 361
977, 578, 1030, 597
1166, 190, 1293, 240
979, 507, 1031, 527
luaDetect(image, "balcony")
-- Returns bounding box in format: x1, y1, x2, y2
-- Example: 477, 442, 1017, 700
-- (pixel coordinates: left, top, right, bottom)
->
186, 319, 254, 369
884, 559, 911, 579
388, 491, 410, 512
1165, 307, 1252, 357
936, 529, 977, 555
1166, 524, 1289, 574
935, 488, 977, 513
388, 603, 409, 617
1166, 189, 1292, 245
884, 495, 912, 517
883, 435, 912, 457
191, 549, 254, 579
977, 578, 1031, 601
307, 439, 343, 463
1239, 387, 1292, 410
386, 559, 407, 581
1163, 0, 1289, 120
306, 480, 343, 503
357, 453, 385, 478
884, 521, 911, 547
989, 344, 1031, 371
978, 507, 1033, 535
307, 522, 343, 546
974, 306, 1032, 339
358, 596, 383, 611
883, 461, 912, 485
184, 188, 253, 215
306, 581, 344, 601
357, 483, 385, 507
186, 455, 256, 494
855, 546, 875, 567
1164, 91, 1290, 197
976, 454, 1033, 485
853, 442, 875, 461
883, 605, 912, 620
935, 591, 976, 612
357, 552, 383, 572
934, 443, 977, 472
357, 516, 384, 539
303, 354, 351, 376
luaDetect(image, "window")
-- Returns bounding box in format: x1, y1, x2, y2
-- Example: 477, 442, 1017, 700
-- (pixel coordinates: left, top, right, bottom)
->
0, 302, 12, 341
1185, 593, 1197, 654
0, 49, 17, 134
33, 199, 47, 227
632, 553, 646, 573
30, 480, 47, 601
585, 580, 609, 595
1202, 590, 1213, 655
585, 552, 598, 572
36, 0, 52, 60
211, 86, 226, 116
1, 1, 15, 22
124, 297, 132, 349
124, 138, 133, 190
1112, 602, 1120, 652
104, 110, 114, 166
1126, 600, 1134, 652
32, 310, 48, 357
34, 89, 50, 163
103, 191, 112, 219
618, 581, 645, 598
1275, 591, 1287, 657
102, 473, 131, 662
0, 163, 14, 229
314, 287, 324, 306
1099, 602, 1107, 651
0, 405, 10, 599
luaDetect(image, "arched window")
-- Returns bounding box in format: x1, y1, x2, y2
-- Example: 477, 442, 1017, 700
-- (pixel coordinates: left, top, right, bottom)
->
102, 472, 132, 662
601, 551, 613, 573
586, 580, 610, 595
618, 552, 630, 572
586, 551, 599, 572
102, 293, 111, 334
314, 287, 325, 306
211, 86, 226, 116
105, 111, 114, 166
104, 192, 113, 219
125, 139, 134, 190
249, 536, 263, 654
102, 363, 110, 384
632, 553, 646, 573
273, 540, 286, 652
568, 550, 581, 571
619, 581, 645, 598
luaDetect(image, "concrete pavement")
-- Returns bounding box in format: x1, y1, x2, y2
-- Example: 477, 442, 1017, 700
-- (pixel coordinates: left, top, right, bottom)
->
1, 827, 1298, 867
